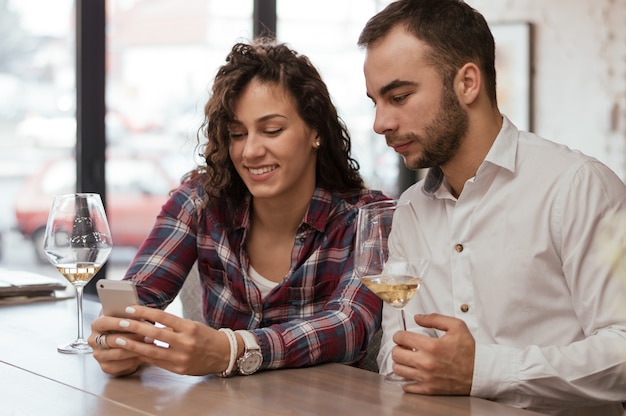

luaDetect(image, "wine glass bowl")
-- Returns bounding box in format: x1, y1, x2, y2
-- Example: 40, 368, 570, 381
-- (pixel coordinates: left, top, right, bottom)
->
355, 199, 429, 384
43, 193, 112, 354
360, 273, 422, 309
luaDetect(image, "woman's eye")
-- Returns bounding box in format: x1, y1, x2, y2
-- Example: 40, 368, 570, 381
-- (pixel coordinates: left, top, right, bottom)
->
229, 131, 246, 140
265, 128, 283, 136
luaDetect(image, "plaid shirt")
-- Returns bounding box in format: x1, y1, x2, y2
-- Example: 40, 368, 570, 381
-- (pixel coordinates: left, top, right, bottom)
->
124, 179, 387, 370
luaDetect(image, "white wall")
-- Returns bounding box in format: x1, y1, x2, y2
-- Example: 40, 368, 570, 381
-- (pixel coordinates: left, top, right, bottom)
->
467, 0, 626, 180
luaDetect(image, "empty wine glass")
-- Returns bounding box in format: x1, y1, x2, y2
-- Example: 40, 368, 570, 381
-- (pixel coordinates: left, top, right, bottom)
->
355, 199, 429, 384
43, 193, 112, 354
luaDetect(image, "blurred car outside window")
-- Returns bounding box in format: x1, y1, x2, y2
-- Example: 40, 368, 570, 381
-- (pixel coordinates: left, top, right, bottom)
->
13, 156, 177, 264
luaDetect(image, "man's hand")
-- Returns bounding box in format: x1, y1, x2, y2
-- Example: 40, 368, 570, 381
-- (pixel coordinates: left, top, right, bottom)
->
391, 313, 475, 395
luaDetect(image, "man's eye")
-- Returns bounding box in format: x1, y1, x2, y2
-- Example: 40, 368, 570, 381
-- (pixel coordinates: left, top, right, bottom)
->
392, 93, 409, 103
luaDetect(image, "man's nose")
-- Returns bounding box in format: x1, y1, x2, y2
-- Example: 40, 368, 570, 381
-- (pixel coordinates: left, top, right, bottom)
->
373, 105, 397, 136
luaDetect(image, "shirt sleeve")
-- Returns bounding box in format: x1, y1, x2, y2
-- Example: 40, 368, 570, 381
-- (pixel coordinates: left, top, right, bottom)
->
255, 259, 383, 369
123, 182, 199, 308
471, 160, 626, 409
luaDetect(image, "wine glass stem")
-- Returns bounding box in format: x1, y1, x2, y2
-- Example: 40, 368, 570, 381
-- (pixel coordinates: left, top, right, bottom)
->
75, 285, 86, 342
401, 309, 407, 331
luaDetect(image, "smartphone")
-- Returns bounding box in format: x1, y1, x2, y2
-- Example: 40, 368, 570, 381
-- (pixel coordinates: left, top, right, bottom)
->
96, 279, 140, 318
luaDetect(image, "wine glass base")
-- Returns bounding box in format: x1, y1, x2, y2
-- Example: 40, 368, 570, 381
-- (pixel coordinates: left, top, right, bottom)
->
58, 340, 93, 354
384, 372, 415, 385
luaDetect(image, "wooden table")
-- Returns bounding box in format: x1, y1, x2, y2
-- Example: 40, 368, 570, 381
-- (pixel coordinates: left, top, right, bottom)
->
0, 297, 546, 415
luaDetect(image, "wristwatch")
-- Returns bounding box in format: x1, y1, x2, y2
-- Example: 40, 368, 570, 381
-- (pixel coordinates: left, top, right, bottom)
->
235, 330, 263, 375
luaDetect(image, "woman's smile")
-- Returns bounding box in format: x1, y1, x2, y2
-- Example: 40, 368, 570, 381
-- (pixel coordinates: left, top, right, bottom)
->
247, 164, 279, 177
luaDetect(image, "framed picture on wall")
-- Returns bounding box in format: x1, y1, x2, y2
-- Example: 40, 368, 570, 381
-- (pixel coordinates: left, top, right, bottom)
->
491, 22, 533, 132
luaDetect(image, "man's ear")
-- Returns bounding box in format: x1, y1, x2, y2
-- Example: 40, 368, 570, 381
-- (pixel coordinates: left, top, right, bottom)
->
455, 62, 481, 105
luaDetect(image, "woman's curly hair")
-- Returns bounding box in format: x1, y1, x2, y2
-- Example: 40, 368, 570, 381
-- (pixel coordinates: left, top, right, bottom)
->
188, 37, 364, 204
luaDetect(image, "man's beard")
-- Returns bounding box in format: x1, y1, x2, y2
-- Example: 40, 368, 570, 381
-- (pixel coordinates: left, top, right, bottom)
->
390, 85, 469, 170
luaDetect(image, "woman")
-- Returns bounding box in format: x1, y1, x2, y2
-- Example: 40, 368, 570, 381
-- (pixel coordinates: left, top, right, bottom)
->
89, 38, 387, 377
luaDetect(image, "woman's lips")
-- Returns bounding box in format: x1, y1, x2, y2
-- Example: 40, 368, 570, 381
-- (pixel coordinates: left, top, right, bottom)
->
246, 164, 278, 180
248, 165, 277, 175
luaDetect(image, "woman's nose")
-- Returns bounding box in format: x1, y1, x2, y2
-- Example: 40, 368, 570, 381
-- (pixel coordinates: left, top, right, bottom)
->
242, 132, 264, 159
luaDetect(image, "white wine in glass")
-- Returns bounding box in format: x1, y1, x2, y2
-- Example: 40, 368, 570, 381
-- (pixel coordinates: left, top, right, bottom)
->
360, 274, 422, 311
355, 199, 429, 384
43, 193, 112, 354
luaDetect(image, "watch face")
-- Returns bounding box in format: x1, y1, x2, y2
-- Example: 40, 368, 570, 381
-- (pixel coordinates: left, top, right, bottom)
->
239, 351, 263, 374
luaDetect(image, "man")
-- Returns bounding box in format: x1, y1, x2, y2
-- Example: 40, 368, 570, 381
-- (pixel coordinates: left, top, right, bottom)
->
358, 1, 626, 415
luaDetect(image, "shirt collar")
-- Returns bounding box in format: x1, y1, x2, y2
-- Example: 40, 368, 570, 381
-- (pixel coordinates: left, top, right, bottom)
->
232, 187, 332, 234
482, 115, 517, 174
423, 115, 518, 196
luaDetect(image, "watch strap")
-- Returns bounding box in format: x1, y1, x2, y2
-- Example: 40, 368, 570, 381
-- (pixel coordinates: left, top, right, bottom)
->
235, 330, 262, 375
235, 330, 260, 352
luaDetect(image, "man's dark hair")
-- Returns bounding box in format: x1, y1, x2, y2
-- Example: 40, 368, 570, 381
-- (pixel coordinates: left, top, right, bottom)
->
358, 0, 497, 105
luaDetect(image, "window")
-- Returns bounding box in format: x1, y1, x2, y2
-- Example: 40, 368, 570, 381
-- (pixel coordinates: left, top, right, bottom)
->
0, 0, 76, 277
0, 0, 398, 285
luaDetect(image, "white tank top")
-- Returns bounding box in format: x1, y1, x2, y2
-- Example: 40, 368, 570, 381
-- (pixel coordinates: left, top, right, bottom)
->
248, 265, 278, 299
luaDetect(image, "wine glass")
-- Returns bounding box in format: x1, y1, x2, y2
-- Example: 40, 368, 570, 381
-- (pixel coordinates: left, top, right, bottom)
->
354, 199, 429, 384
43, 193, 112, 354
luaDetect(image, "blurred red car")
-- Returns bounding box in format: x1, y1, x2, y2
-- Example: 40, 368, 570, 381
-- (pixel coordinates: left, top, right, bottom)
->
14, 156, 177, 263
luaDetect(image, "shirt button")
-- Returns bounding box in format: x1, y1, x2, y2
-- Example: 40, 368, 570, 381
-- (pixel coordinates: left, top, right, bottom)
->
460, 304, 470, 313
254, 313, 261, 321
455, 244, 464, 253
298, 236, 306, 244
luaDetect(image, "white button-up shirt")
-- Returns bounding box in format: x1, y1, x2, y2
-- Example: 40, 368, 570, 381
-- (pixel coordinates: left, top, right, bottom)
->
378, 117, 626, 416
